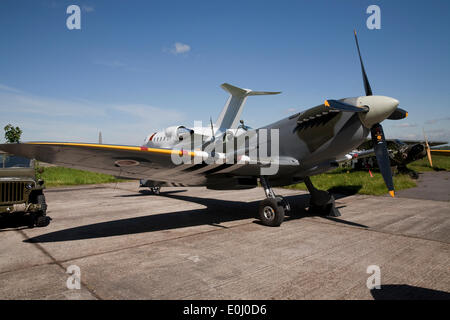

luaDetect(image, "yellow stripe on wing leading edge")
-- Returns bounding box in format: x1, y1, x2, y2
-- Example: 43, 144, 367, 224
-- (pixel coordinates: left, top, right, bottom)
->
26, 142, 196, 157
430, 149, 450, 154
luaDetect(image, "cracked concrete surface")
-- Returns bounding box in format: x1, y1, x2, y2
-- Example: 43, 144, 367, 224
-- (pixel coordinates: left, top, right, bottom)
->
0, 181, 449, 299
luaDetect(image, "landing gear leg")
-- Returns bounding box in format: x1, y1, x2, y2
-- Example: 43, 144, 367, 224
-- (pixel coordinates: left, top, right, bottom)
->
304, 177, 341, 217
258, 176, 290, 227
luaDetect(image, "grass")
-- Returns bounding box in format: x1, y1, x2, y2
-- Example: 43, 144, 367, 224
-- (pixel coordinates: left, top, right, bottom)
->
39, 166, 126, 188
285, 167, 417, 196
407, 155, 450, 172
285, 155, 450, 196
37, 156, 450, 194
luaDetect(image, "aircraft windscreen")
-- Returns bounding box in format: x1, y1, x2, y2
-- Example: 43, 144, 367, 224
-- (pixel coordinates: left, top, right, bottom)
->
177, 127, 193, 135
0, 154, 32, 168
238, 124, 252, 131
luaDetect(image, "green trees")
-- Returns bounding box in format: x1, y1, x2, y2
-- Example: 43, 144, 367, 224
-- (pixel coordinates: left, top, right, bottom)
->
4, 124, 22, 143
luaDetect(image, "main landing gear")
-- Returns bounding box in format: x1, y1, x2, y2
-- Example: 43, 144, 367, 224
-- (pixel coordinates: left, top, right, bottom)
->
258, 177, 290, 227
303, 177, 341, 217
139, 180, 161, 195
257, 176, 341, 227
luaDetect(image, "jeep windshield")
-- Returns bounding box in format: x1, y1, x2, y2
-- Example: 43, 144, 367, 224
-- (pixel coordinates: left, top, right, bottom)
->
0, 154, 32, 168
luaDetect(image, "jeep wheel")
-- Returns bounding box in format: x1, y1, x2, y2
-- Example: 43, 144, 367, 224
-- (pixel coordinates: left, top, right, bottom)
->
35, 216, 51, 227
37, 194, 47, 215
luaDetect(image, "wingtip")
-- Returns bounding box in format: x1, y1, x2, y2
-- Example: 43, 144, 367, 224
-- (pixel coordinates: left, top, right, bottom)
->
389, 190, 395, 198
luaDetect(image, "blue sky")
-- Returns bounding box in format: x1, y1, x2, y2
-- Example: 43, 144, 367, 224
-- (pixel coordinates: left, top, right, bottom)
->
1, 0, 449, 145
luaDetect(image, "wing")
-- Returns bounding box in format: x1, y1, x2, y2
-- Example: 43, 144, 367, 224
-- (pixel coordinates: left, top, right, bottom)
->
357, 139, 447, 150
336, 149, 375, 163
0, 142, 207, 186
392, 139, 447, 147
0, 142, 300, 187
430, 149, 450, 157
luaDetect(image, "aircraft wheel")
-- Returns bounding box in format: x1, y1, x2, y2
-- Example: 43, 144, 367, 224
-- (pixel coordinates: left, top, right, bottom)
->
258, 198, 285, 227
275, 196, 290, 213
151, 187, 161, 195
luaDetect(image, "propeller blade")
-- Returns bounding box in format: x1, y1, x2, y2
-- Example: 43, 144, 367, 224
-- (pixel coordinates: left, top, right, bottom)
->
387, 108, 408, 120
324, 99, 369, 112
423, 128, 433, 167
371, 123, 395, 197
209, 117, 216, 142
354, 30, 373, 96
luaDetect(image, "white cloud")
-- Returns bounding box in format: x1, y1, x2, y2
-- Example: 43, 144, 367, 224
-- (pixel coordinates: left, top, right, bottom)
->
171, 42, 191, 55
425, 117, 450, 125
391, 122, 418, 128
422, 128, 450, 142
0, 88, 106, 118
114, 104, 183, 123
0, 84, 185, 145
0, 84, 22, 94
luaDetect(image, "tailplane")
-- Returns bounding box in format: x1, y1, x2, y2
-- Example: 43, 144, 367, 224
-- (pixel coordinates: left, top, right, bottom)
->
215, 83, 280, 131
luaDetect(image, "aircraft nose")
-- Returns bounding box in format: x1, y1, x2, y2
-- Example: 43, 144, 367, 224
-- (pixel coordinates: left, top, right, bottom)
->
357, 96, 400, 128
388, 97, 400, 110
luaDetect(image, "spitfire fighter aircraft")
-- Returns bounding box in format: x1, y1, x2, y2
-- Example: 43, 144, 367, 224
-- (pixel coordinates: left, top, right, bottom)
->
0, 32, 408, 227
354, 136, 448, 175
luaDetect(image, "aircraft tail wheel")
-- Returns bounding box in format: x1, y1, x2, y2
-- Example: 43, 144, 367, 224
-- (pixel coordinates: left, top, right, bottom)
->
258, 198, 285, 227
150, 187, 161, 195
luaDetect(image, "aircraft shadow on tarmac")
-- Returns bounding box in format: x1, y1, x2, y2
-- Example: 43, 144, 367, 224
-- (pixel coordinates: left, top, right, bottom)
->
371, 284, 450, 300
21, 189, 367, 243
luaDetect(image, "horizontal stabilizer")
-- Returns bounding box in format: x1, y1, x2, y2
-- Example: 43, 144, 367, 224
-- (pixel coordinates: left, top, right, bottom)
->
221, 83, 281, 97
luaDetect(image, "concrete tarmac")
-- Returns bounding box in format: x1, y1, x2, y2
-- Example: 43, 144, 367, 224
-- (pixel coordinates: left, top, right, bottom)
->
396, 171, 450, 202
0, 181, 449, 300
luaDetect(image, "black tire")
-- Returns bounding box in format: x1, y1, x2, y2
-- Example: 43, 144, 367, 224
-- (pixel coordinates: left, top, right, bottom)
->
258, 198, 285, 227
36, 194, 47, 215
275, 196, 290, 213
35, 216, 51, 227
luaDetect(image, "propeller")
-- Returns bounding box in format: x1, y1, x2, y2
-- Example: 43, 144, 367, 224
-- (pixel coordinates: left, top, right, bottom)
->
354, 29, 395, 197
423, 128, 433, 167
354, 30, 373, 97
209, 117, 215, 141
371, 123, 395, 197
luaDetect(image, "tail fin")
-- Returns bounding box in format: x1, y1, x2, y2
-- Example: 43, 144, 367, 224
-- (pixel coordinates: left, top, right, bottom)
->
215, 83, 280, 131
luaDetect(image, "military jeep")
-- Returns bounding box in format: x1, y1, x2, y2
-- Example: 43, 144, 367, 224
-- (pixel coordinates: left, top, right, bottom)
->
0, 152, 50, 227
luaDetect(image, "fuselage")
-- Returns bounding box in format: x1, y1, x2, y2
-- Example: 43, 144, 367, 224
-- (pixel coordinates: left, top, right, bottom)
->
141, 94, 398, 187
259, 103, 369, 183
